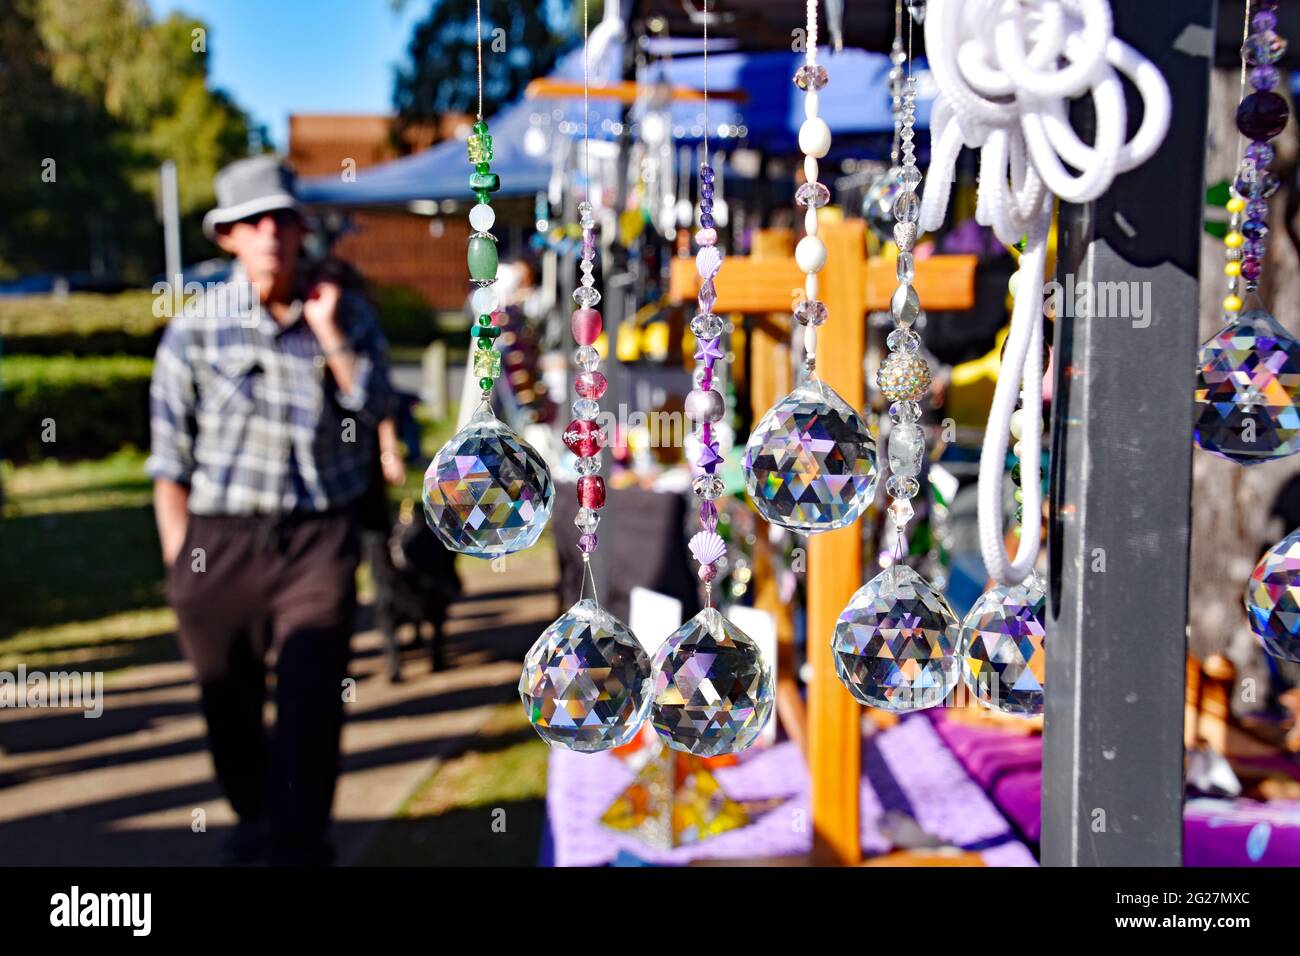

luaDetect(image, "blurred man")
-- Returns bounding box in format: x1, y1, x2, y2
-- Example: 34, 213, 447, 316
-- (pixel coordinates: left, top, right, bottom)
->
146, 155, 393, 865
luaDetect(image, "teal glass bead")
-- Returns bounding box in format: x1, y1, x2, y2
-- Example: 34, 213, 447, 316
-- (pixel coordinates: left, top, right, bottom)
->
469, 170, 501, 193
467, 235, 499, 282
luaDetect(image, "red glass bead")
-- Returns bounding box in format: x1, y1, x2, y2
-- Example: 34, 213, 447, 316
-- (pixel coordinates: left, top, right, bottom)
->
576, 475, 606, 509
575, 370, 608, 400
571, 308, 603, 345
562, 419, 606, 457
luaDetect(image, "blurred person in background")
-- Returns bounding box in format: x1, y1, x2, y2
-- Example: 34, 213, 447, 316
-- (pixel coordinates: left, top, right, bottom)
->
146, 155, 394, 866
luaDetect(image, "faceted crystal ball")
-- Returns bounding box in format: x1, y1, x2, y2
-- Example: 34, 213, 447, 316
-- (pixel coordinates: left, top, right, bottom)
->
958, 576, 1047, 716
743, 378, 878, 533
519, 599, 653, 751
423, 404, 554, 557
833, 564, 960, 711
1195, 309, 1300, 464
1245, 528, 1300, 662
862, 166, 905, 242
651, 607, 775, 756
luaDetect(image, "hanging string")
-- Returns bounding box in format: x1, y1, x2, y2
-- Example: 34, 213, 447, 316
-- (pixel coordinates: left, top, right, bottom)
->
475, 0, 483, 120
702, 0, 710, 156
583, 0, 591, 191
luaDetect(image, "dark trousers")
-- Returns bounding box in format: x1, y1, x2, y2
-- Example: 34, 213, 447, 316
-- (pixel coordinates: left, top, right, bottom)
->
167, 508, 359, 865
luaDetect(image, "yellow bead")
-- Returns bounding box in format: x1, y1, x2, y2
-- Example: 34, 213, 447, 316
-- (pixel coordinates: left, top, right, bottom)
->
1225, 260, 1241, 277
1225, 232, 1245, 249
1226, 197, 1246, 214
1224, 294, 1243, 313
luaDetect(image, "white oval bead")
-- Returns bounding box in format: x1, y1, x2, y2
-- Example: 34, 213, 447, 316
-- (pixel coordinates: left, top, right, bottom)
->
804, 90, 820, 120
795, 235, 827, 273
469, 203, 495, 233
805, 207, 818, 236
805, 274, 819, 299
1009, 409, 1026, 440
804, 155, 819, 183
798, 118, 832, 159
804, 324, 818, 356
470, 285, 499, 315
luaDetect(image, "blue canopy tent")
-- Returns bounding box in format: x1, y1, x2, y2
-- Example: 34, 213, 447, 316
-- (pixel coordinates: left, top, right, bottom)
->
297, 46, 931, 207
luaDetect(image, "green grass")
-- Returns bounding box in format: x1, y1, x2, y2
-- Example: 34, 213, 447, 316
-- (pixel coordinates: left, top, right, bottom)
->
360, 703, 549, 866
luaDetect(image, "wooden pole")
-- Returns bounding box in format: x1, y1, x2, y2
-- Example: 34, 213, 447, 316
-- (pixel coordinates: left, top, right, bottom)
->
805, 219, 866, 866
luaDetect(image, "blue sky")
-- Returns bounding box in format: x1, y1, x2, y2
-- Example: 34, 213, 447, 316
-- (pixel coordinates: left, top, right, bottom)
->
146, 0, 428, 148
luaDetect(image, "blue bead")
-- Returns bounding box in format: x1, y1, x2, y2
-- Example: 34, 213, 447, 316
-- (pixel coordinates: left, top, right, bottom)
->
700, 213, 715, 228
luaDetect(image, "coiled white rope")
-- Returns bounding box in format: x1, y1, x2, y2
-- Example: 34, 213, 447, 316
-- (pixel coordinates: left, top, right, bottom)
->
919, 0, 1170, 584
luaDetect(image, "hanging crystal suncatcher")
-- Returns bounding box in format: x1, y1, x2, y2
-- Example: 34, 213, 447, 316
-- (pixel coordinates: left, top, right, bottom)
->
958, 573, 1046, 716
650, 7, 774, 757
1245, 527, 1300, 663
741, 0, 878, 535
1194, 0, 1300, 465
520, 0, 652, 751
422, 0, 554, 557
831, 2, 957, 711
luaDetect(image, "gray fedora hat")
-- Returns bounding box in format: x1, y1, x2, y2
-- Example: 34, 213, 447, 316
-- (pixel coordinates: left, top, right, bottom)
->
202, 154, 301, 240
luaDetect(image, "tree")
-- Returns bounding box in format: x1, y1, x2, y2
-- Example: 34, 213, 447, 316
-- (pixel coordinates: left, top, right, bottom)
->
393, 0, 571, 128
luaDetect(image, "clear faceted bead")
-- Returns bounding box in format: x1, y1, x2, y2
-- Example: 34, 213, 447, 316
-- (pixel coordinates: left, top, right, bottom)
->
743, 378, 879, 533
887, 328, 920, 352
862, 167, 905, 241
574, 455, 602, 476
575, 346, 601, 371
690, 312, 726, 338
575, 507, 600, 534
890, 400, 922, 424
1245, 528, 1300, 662
573, 286, 601, 308
520, 599, 653, 751
572, 398, 600, 421
888, 423, 925, 478
1194, 309, 1300, 463
958, 576, 1047, 715
692, 473, 725, 500
793, 298, 829, 326
890, 284, 921, 326
423, 404, 555, 557
651, 606, 775, 756
793, 63, 829, 91
832, 564, 960, 711
795, 181, 831, 209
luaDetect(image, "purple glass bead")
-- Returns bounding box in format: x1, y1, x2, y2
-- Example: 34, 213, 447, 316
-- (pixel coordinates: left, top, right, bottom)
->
699, 212, 715, 229
1241, 257, 1263, 281
697, 563, 718, 584
1253, 10, 1278, 32
1245, 141, 1275, 165
699, 164, 715, 184
701, 183, 714, 200
699, 500, 719, 531
698, 277, 717, 312
1244, 239, 1267, 259
1247, 200, 1269, 221
1242, 31, 1286, 66
1251, 64, 1280, 91
1243, 219, 1269, 241
1237, 91, 1289, 141
578, 532, 598, 554
1236, 169, 1280, 199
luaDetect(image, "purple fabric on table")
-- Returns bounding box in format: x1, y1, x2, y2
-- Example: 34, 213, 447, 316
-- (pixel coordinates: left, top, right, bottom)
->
928, 711, 1044, 843
546, 716, 1037, 866
1185, 798, 1300, 866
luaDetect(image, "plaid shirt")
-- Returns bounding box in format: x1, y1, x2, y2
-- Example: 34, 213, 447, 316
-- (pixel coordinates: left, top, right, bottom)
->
146, 269, 394, 516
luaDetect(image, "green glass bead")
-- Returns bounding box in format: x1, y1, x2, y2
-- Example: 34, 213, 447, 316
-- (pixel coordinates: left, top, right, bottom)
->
479, 377, 494, 391
467, 235, 499, 281
469, 170, 501, 193
477, 313, 493, 326
474, 189, 492, 205
476, 162, 491, 174
467, 132, 493, 164
473, 119, 489, 135
476, 337, 493, 349
472, 347, 501, 380
1011, 463, 1021, 484
1013, 488, 1024, 503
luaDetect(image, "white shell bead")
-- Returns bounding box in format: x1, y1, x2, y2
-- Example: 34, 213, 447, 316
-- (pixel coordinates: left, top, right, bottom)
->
798, 118, 832, 159
804, 90, 820, 120
795, 235, 827, 273
804, 324, 818, 356
805, 207, 818, 236
806, 274, 819, 299
804, 155, 819, 182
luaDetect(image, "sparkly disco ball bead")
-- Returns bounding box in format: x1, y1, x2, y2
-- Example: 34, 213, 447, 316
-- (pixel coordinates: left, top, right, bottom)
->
958, 575, 1047, 716
520, 599, 653, 751
832, 564, 960, 711
877, 351, 932, 402
743, 377, 878, 533
651, 607, 775, 756
423, 404, 555, 557
1195, 309, 1300, 464
1245, 528, 1300, 662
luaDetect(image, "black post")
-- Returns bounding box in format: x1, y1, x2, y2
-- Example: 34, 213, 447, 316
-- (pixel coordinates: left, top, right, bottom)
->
1043, 0, 1215, 866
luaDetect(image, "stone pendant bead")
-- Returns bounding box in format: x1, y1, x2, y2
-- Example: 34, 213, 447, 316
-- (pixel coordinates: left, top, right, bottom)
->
467, 235, 499, 282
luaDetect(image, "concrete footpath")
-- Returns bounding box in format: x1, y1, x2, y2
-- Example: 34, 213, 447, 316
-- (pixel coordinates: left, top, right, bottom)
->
0, 549, 557, 866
